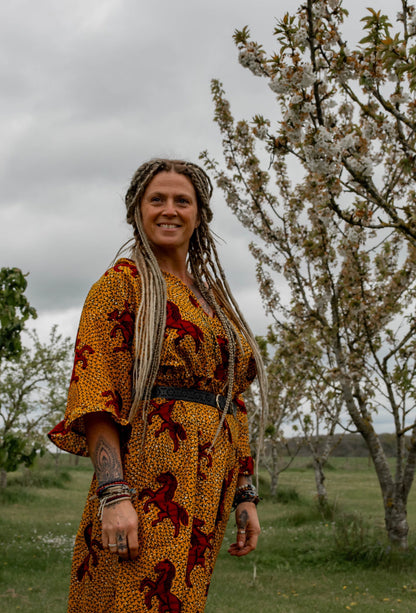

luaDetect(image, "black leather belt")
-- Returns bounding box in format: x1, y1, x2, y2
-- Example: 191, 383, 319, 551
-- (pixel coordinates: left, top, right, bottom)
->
150, 386, 237, 417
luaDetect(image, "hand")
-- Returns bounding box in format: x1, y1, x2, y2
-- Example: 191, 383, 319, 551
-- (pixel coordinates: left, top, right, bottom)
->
101, 498, 139, 560
228, 501, 261, 557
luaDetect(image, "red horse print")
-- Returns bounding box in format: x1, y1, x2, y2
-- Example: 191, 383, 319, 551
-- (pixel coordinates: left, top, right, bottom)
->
197, 435, 213, 481
234, 396, 247, 413
147, 400, 187, 452
214, 335, 229, 381
70, 335, 94, 383
185, 518, 214, 587
76, 522, 103, 582
107, 301, 134, 352
139, 472, 189, 537
166, 301, 204, 353
189, 294, 199, 309
140, 559, 182, 612
101, 390, 122, 417
105, 260, 138, 277
239, 456, 254, 475
215, 468, 235, 526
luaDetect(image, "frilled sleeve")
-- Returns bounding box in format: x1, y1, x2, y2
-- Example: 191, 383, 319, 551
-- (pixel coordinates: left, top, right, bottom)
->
48, 260, 141, 456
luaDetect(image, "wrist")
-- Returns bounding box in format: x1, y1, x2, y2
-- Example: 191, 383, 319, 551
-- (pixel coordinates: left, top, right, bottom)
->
232, 483, 260, 510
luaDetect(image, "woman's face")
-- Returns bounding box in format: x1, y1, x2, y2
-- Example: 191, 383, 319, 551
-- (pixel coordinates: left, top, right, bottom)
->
140, 171, 200, 259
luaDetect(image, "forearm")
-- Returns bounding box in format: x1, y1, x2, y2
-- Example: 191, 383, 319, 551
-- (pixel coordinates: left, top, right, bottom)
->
85, 412, 123, 485
237, 473, 252, 487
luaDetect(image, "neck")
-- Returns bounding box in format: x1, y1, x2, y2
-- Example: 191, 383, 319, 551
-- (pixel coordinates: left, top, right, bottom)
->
154, 253, 190, 284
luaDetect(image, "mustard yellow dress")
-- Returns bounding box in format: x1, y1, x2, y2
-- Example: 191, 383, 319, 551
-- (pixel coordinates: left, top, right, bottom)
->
49, 258, 256, 613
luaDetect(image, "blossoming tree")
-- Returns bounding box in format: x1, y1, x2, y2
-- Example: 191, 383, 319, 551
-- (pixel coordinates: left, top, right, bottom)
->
202, 0, 416, 547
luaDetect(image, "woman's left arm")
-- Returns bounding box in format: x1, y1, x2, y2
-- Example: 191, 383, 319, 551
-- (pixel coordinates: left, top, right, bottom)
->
228, 476, 261, 557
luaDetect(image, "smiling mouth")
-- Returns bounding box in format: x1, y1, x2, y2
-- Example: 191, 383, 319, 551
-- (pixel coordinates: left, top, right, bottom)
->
158, 224, 180, 228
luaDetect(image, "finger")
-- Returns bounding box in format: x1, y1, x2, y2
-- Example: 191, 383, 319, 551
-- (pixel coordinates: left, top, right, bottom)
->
127, 528, 139, 560
228, 543, 252, 557
237, 528, 247, 549
102, 531, 117, 552
116, 532, 129, 560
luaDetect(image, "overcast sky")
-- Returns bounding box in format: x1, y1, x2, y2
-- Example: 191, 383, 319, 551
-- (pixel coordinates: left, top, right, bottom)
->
0, 0, 396, 399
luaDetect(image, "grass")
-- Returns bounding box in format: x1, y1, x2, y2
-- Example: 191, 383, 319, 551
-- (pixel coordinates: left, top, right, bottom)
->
1, 455, 416, 612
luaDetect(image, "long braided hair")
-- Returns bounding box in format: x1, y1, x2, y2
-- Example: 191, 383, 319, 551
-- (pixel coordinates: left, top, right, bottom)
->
122, 158, 267, 443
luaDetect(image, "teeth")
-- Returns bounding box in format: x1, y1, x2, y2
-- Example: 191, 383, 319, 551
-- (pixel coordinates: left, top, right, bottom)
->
159, 224, 178, 228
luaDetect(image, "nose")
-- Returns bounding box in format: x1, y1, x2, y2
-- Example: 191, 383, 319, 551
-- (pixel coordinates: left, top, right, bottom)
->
163, 198, 177, 216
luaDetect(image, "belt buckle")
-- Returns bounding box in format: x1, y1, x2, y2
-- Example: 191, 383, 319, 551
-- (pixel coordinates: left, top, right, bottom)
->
216, 394, 236, 417
215, 394, 224, 412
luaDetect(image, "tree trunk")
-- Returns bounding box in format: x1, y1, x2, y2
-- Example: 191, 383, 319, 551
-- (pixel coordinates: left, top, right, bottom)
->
336, 362, 410, 548
267, 443, 280, 496
312, 458, 327, 505
383, 490, 409, 549
270, 444, 279, 497
0, 468, 7, 489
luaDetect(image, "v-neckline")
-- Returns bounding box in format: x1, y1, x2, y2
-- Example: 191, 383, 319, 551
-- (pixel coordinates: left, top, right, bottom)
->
162, 270, 215, 319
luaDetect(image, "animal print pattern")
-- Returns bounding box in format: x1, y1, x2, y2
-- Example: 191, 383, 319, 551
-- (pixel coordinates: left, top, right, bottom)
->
49, 258, 256, 613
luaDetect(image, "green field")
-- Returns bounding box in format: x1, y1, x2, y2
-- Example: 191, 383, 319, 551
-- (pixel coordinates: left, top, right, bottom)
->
1, 456, 416, 612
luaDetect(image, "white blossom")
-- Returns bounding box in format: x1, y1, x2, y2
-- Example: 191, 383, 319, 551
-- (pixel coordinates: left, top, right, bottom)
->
269, 76, 289, 94
255, 125, 269, 140
347, 156, 373, 178
328, 0, 341, 9
293, 28, 309, 46
300, 65, 317, 88
238, 48, 264, 77
390, 91, 410, 105
339, 133, 356, 152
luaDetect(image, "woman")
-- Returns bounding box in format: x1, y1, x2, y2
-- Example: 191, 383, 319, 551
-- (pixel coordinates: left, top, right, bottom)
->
49, 159, 267, 613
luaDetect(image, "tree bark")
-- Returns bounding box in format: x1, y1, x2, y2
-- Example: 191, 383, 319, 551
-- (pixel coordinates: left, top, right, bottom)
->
336, 360, 409, 548
384, 490, 409, 549
270, 444, 279, 497
312, 457, 328, 506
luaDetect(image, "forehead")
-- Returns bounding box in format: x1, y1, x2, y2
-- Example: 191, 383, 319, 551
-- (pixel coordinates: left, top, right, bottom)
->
144, 171, 196, 196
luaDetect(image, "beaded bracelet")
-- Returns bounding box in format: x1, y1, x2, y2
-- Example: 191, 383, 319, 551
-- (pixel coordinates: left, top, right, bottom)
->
232, 483, 260, 510
96, 480, 132, 499
93, 480, 136, 519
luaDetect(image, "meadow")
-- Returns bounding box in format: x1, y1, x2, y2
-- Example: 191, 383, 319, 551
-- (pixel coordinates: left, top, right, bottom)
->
1, 456, 416, 612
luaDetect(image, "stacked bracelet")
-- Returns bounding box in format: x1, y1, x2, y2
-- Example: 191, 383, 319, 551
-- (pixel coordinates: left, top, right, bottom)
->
94, 480, 136, 519
232, 483, 260, 510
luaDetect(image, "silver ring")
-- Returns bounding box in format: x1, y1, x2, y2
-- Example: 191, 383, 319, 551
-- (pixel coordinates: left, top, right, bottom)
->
238, 529, 246, 534
108, 543, 117, 548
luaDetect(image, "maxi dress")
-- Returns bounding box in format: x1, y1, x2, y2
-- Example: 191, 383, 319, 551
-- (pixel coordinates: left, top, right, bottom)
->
49, 258, 256, 613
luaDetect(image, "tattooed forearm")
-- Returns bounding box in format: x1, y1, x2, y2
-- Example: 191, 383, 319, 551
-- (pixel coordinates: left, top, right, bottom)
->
237, 509, 249, 530
93, 435, 123, 485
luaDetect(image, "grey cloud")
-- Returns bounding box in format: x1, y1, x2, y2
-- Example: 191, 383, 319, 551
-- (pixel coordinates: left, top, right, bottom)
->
0, 0, 396, 339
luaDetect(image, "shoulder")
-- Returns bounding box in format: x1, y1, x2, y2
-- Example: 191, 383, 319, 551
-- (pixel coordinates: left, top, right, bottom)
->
86, 258, 142, 310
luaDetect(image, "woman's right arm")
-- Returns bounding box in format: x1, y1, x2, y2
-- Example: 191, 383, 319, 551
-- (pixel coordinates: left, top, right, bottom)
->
85, 412, 139, 560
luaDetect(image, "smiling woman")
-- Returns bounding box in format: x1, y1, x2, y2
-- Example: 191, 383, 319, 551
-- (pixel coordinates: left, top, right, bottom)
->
48, 158, 267, 613
140, 171, 200, 262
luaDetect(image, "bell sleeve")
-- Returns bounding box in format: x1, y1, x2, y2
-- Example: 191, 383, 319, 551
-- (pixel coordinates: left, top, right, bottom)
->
48, 260, 141, 456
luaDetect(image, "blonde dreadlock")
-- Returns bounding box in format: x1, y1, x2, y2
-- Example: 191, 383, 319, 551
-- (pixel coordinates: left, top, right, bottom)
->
121, 158, 267, 444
